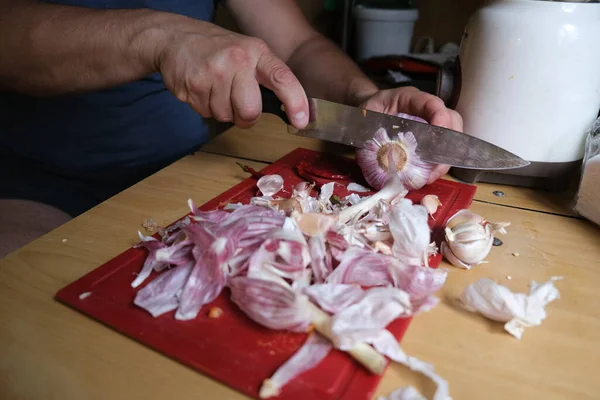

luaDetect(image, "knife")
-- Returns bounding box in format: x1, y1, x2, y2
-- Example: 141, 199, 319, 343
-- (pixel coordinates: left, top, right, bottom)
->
260, 87, 529, 170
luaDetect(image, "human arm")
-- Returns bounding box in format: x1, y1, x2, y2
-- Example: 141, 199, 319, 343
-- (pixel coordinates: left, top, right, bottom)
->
0, 0, 309, 128
0, 0, 169, 95
225, 0, 462, 181
223, 0, 378, 107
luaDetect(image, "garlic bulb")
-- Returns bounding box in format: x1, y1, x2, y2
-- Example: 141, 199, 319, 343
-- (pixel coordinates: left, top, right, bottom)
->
440, 210, 510, 269
460, 277, 562, 339
356, 128, 435, 191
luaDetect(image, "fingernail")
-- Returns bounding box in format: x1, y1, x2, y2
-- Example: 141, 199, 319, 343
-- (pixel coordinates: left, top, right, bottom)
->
294, 111, 307, 125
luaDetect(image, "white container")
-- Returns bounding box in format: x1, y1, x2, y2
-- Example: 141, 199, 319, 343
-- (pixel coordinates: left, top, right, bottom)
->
445, 0, 600, 190
354, 5, 419, 61
454, 0, 600, 164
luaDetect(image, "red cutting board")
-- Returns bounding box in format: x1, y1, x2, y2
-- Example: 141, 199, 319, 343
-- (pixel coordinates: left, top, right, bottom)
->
55, 148, 476, 400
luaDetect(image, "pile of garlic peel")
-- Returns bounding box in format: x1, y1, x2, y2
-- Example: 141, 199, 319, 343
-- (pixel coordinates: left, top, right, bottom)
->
459, 277, 562, 340
131, 133, 559, 400
131, 170, 453, 400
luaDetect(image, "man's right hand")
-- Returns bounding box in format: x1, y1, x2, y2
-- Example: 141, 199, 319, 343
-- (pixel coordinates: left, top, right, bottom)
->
157, 23, 309, 129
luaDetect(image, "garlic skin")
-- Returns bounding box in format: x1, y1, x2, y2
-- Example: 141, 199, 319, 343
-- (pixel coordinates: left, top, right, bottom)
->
347, 182, 371, 193
356, 128, 435, 191
460, 277, 562, 339
257, 174, 284, 197
386, 198, 432, 267
441, 209, 510, 269
377, 386, 427, 400
420, 194, 442, 217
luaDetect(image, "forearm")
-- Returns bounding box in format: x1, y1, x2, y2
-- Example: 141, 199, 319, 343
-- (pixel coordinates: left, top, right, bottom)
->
287, 33, 378, 106
0, 1, 183, 96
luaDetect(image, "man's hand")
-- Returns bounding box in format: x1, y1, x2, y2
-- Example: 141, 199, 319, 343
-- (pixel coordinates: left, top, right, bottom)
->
158, 24, 309, 129
359, 87, 463, 183
0, 1, 310, 129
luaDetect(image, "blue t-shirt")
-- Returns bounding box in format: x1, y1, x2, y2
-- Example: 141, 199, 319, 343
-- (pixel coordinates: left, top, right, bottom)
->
0, 0, 218, 179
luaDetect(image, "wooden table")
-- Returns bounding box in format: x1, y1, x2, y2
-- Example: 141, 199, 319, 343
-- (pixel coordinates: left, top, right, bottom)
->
1, 114, 599, 400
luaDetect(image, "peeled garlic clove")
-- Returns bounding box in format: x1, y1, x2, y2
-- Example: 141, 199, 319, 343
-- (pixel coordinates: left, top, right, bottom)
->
420, 194, 442, 217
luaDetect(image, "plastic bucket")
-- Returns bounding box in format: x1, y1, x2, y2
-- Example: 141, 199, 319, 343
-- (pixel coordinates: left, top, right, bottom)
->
354, 5, 419, 61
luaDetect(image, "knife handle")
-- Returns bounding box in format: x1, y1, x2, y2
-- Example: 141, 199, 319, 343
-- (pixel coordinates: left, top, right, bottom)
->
260, 86, 291, 125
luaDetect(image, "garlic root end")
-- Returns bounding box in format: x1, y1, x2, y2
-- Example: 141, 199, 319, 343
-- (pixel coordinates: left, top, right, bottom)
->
259, 379, 280, 399
307, 301, 387, 375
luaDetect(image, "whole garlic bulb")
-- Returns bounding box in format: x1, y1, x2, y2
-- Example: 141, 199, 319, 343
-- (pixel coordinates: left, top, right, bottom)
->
440, 210, 510, 269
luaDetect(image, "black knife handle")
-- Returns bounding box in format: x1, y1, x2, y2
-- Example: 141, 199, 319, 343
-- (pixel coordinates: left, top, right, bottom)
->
260, 86, 291, 125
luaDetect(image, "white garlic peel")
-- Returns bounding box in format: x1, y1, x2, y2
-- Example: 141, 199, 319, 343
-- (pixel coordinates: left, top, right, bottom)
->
441, 210, 510, 269
377, 386, 427, 400
459, 277, 562, 339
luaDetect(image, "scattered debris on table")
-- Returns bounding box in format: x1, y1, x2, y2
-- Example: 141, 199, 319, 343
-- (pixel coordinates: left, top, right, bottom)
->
142, 218, 159, 233
208, 307, 223, 319
79, 292, 91, 300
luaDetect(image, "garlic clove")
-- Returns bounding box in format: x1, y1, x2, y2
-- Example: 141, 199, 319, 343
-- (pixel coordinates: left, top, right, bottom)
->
420, 194, 442, 217
445, 209, 484, 229
440, 241, 473, 269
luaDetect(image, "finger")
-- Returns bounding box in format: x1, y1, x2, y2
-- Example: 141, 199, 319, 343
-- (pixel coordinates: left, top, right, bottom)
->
231, 69, 262, 128
186, 75, 213, 118
429, 109, 455, 129
395, 87, 450, 124
187, 91, 212, 119
450, 109, 464, 131
255, 51, 309, 129
361, 98, 388, 114
427, 164, 451, 184
208, 78, 234, 123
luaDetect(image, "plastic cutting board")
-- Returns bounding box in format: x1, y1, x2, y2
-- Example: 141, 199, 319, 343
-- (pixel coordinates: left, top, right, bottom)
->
55, 148, 477, 400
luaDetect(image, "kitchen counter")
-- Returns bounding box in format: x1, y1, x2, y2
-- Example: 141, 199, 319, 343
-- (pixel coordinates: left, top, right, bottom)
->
1, 114, 599, 400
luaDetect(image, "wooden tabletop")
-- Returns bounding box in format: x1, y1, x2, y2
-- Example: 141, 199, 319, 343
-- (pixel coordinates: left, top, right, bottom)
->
1, 114, 599, 400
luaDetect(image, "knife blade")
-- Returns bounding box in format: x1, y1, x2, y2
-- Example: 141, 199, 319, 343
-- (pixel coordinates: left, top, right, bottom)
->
260, 87, 529, 170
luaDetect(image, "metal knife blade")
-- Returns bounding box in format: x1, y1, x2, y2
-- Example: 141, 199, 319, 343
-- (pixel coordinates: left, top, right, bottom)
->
259, 86, 529, 170
288, 98, 529, 170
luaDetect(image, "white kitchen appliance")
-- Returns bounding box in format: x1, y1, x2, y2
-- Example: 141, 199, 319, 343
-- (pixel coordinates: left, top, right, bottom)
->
437, 0, 600, 190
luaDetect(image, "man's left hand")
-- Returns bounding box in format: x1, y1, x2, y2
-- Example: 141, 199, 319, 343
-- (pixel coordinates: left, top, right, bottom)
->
359, 86, 463, 184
